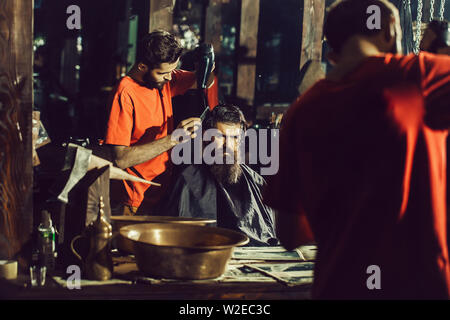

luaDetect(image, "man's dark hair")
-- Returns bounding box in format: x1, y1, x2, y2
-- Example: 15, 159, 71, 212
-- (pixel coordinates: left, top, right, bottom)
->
324, 0, 396, 53
136, 30, 183, 69
203, 104, 246, 131
426, 20, 450, 53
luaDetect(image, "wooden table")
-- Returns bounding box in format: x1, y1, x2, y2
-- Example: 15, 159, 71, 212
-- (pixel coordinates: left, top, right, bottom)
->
0, 246, 315, 300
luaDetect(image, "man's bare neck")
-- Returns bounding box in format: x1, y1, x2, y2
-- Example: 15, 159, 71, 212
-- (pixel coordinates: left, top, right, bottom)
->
127, 67, 144, 83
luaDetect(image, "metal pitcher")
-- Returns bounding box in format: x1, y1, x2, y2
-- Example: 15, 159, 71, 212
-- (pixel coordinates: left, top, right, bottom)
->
70, 196, 113, 281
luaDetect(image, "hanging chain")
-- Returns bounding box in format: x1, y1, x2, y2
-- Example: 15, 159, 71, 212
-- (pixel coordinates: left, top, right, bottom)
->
439, 0, 446, 20
430, 0, 435, 21
403, 0, 411, 10
415, 0, 423, 54
309, 0, 315, 60
403, 0, 413, 53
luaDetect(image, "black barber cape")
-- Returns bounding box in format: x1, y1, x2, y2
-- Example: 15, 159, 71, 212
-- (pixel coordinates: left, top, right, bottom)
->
163, 164, 279, 246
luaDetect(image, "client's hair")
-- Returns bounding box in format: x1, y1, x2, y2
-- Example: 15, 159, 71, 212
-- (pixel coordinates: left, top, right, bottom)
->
203, 104, 247, 131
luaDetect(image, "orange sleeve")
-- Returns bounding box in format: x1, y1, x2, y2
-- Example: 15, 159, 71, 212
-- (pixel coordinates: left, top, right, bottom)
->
104, 87, 134, 146
418, 52, 450, 129
170, 69, 196, 97
420, 52, 450, 98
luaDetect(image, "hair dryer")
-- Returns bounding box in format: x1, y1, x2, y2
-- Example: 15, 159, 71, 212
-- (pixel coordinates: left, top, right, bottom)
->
195, 43, 215, 121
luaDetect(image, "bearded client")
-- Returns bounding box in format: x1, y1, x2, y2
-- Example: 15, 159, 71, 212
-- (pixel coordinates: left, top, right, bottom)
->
162, 104, 278, 246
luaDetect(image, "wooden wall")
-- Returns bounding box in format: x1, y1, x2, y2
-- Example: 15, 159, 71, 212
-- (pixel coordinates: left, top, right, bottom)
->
205, 0, 223, 54
300, 0, 326, 70
149, 0, 175, 32
236, 0, 260, 105
0, 0, 34, 268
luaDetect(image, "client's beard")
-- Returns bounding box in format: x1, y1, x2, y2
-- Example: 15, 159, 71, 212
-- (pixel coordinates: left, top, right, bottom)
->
209, 163, 242, 186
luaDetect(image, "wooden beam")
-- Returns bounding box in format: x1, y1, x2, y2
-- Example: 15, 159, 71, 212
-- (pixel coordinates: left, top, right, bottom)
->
300, 0, 325, 70
149, 0, 175, 32
0, 0, 33, 268
236, 0, 260, 105
205, 0, 222, 54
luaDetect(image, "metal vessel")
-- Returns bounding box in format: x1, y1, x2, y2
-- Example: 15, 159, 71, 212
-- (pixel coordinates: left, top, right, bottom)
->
71, 197, 113, 281
111, 216, 216, 254
120, 223, 249, 280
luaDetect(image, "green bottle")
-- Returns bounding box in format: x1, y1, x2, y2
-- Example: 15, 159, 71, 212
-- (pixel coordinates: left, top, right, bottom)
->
37, 210, 56, 273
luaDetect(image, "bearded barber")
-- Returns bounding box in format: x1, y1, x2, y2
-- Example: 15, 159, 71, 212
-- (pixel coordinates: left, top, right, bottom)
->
104, 30, 213, 215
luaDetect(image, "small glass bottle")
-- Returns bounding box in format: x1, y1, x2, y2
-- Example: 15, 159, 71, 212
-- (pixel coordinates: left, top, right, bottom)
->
37, 210, 57, 274
29, 250, 40, 287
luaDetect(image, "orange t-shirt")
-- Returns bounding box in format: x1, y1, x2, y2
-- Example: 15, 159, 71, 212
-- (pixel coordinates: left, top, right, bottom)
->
264, 52, 450, 299
104, 70, 196, 208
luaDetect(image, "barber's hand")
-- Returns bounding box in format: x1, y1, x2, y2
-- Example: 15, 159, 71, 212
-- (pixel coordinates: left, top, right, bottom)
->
170, 117, 201, 145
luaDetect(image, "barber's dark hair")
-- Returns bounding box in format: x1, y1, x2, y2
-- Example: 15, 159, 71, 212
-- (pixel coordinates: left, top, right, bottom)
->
136, 30, 183, 69
203, 104, 247, 131
426, 20, 450, 53
324, 0, 396, 53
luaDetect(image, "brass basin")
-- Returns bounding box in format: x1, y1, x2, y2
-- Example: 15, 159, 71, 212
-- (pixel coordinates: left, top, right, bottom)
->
111, 216, 216, 254
120, 223, 249, 280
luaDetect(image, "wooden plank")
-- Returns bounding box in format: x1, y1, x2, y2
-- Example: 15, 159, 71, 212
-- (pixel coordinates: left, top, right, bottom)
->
0, 276, 312, 300
0, 0, 33, 269
236, 0, 260, 104
300, 0, 325, 70
149, 0, 175, 32
0, 252, 312, 300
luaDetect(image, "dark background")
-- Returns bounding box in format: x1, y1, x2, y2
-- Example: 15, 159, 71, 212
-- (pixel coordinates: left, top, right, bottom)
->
33, 0, 450, 144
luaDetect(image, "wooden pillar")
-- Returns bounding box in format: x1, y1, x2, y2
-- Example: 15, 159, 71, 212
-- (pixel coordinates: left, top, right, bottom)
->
149, 0, 175, 32
236, 0, 260, 105
205, 0, 222, 54
0, 0, 33, 268
300, 0, 325, 70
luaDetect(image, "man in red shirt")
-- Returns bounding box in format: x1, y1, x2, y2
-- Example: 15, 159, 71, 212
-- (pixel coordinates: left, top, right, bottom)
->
264, 0, 450, 299
104, 31, 212, 214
